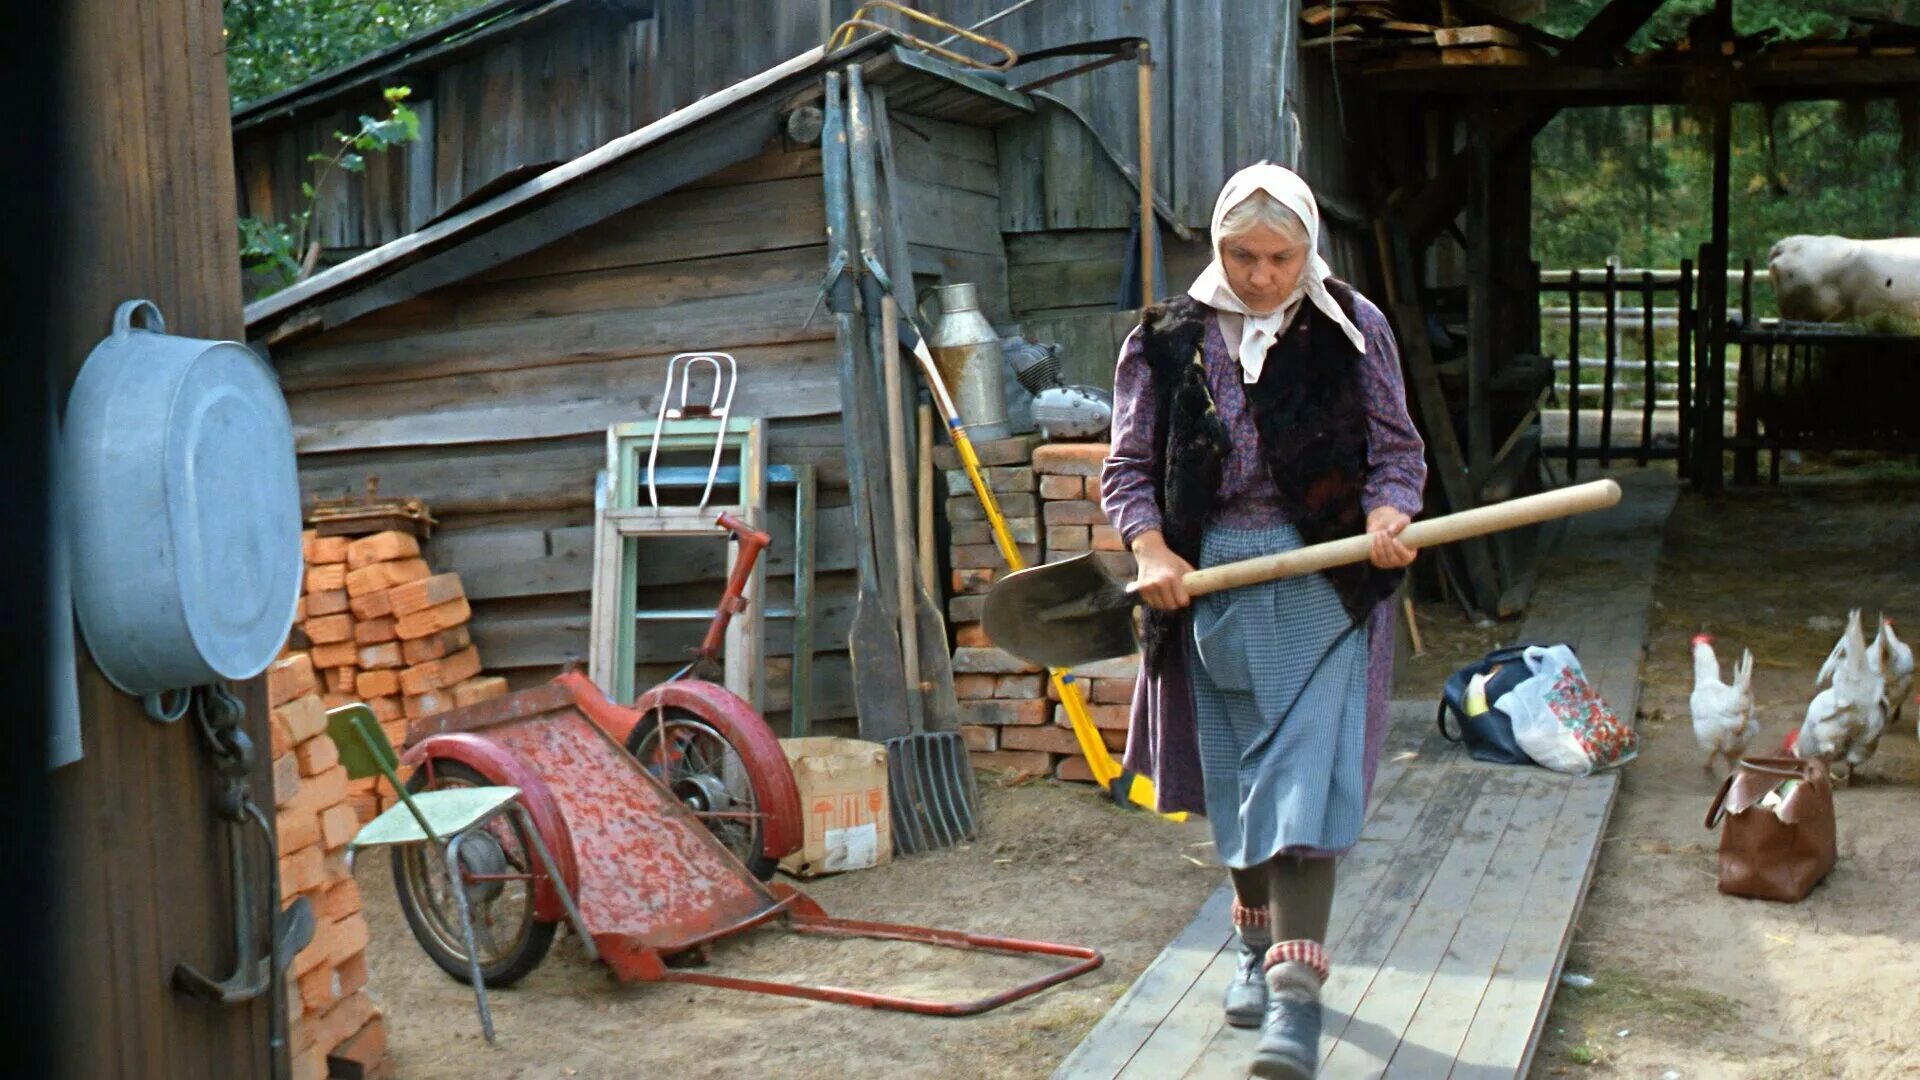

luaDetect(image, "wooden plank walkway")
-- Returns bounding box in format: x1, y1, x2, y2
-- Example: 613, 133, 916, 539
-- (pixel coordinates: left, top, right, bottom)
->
1053, 472, 1678, 1080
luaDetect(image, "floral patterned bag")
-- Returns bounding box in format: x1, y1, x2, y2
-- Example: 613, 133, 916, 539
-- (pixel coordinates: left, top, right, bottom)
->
1490, 644, 1638, 775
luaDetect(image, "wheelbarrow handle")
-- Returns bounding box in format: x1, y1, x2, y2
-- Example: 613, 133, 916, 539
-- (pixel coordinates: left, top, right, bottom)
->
694, 513, 773, 662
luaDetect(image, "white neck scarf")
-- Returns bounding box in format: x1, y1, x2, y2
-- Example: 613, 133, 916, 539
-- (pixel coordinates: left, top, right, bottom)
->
1186, 162, 1367, 383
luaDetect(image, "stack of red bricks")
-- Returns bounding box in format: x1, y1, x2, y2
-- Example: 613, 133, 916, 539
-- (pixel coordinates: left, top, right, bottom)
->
295, 529, 507, 822
939, 439, 1143, 784
935, 435, 1044, 771
266, 653, 387, 1080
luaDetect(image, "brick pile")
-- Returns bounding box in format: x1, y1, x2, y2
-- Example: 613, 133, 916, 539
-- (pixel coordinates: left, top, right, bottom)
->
938, 439, 1143, 785
265, 653, 386, 1080
294, 529, 508, 822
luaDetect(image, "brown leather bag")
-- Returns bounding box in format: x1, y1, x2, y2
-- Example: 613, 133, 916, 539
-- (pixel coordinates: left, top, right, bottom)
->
1704, 755, 1836, 902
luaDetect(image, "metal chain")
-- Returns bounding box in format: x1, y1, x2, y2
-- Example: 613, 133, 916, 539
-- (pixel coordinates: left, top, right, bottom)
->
193, 682, 257, 822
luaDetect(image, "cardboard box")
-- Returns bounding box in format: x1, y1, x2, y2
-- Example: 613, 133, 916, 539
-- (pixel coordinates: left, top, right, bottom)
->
777, 737, 891, 878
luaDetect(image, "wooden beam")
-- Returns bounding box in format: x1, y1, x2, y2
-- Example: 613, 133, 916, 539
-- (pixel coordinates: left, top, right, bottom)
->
1698, 0, 1735, 493
1466, 97, 1494, 479
1565, 0, 1670, 60
1363, 54, 1920, 102
1374, 218, 1503, 617
1390, 0, 1674, 246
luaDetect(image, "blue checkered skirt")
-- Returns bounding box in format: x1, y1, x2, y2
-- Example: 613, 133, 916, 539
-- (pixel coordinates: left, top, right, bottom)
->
1186, 522, 1370, 868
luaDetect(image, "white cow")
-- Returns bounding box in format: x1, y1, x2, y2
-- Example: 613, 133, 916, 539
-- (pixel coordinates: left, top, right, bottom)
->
1768, 234, 1920, 325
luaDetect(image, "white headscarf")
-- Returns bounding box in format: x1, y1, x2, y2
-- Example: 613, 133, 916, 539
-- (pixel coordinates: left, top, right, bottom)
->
1187, 162, 1367, 383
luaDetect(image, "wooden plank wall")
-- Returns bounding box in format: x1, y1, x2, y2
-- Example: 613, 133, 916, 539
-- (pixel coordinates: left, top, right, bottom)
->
890, 112, 1013, 324
274, 124, 1009, 724
234, 0, 1315, 253
53, 0, 276, 1075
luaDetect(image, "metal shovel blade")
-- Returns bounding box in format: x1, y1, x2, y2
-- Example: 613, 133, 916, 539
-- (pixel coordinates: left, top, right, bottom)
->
983, 553, 1141, 669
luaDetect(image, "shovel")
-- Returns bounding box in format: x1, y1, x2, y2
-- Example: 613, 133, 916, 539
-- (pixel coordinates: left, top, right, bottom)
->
850, 66, 973, 851
984, 479, 1624, 669
822, 71, 911, 743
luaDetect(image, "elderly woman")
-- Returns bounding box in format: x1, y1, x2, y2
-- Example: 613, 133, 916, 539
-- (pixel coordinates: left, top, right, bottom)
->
1101, 163, 1426, 1080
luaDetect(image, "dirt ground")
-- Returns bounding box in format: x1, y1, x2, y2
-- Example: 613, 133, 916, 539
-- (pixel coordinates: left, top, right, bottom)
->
1527, 476, 1920, 1079
355, 773, 1219, 1079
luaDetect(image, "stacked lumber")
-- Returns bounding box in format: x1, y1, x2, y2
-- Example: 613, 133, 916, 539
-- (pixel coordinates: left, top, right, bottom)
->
295, 529, 508, 822
265, 654, 387, 1080
1299, 3, 1539, 69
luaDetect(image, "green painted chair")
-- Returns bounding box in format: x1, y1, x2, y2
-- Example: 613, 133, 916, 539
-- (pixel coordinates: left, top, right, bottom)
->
324, 704, 594, 1043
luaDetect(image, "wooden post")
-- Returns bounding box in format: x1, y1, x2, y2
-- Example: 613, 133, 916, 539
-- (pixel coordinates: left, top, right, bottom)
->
1567, 270, 1582, 479
1677, 257, 1695, 475
51, 0, 277, 1075
1601, 263, 1618, 468
1137, 46, 1155, 307
1466, 96, 1494, 480
790, 465, 817, 738
1374, 217, 1503, 617
1733, 257, 1759, 484
1640, 270, 1655, 465
1700, 0, 1734, 491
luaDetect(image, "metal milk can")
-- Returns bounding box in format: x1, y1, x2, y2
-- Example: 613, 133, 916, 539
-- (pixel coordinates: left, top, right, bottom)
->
923, 283, 1012, 441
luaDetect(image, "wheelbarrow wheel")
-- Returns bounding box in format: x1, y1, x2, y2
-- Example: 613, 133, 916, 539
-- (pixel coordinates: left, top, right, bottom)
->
393, 761, 557, 988
626, 706, 779, 881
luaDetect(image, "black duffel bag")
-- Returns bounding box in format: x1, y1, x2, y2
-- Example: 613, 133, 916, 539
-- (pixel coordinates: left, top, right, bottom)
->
1436, 645, 1537, 766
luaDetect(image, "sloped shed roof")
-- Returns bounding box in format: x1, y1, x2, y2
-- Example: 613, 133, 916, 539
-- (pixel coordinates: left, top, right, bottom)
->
244, 33, 1030, 343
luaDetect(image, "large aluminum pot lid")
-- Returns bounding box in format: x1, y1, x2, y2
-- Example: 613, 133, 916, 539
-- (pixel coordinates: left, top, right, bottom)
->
74, 300, 302, 685
167, 324, 302, 678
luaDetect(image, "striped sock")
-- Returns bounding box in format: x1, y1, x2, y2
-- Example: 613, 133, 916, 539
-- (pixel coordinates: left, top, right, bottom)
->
1232, 900, 1271, 934
1263, 939, 1329, 986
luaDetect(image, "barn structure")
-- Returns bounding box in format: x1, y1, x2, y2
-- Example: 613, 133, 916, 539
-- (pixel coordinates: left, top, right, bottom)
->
227, 3, 1919, 1075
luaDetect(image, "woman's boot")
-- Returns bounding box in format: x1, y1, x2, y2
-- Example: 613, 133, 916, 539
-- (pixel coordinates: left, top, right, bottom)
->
1222, 901, 1269, 1028
1251, 941, 1326, 1080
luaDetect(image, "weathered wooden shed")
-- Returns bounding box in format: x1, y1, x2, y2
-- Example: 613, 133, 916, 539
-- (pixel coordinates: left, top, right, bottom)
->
245, 36, 1034, 725
231, 0, 1355, 382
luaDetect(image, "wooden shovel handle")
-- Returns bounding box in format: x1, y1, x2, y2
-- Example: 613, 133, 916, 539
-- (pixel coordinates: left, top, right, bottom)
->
1181, 479, 1622, 598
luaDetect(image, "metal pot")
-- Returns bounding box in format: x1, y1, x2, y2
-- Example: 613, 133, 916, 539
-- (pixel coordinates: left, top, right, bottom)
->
923, 284, 1011, 442
63, 300, 303, 715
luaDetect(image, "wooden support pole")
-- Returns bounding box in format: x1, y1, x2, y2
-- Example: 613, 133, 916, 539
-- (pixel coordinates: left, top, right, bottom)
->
1640, 270, 1655, 466
1700, 45, 1732, 491
1393, 0, 1676, 246
1137, 47, 1156, 307
1467, 96, 1494, 480
1568, 270, 1582, 479
1677, 257, 1695, 475
1373, 217, 1504, 618
1733, 257, 1759, 484
1601, 262, 1618, 467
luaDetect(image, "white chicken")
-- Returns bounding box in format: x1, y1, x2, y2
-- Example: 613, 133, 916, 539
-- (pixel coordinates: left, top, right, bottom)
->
1690, 635, 1756, 776
1877, 619, 1914, 728
1815, 613, 1914, 728
1794, 610, 1884, 783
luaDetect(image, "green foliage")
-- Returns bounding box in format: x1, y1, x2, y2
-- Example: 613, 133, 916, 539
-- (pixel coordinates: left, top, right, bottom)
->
1533, 0, 1864, 46
237, 87, 420, 298
1533, 98, 1915, 276
1529, 1, 1917, 273
223, 0, 494, 107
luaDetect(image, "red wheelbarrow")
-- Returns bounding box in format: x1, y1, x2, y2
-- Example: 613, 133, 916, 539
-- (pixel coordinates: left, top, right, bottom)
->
395, 670, 1103, 1018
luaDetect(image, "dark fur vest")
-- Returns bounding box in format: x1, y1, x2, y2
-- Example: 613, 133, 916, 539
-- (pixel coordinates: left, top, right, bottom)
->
1136, 282, 1404, 667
